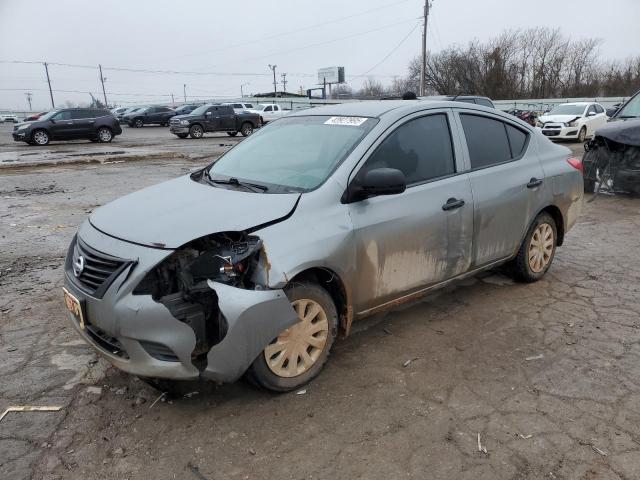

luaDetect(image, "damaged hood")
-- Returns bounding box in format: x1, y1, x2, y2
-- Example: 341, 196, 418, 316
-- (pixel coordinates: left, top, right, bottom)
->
90, 175, 299, 249
539, 114, 580, 125
595, 118, 640, 147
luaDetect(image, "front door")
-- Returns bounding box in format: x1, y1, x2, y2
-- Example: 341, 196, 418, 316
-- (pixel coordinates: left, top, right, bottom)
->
206, 106, 221, 130
48, 110, 75, 139
454, 110, 545, 267
348, 111, 474, 314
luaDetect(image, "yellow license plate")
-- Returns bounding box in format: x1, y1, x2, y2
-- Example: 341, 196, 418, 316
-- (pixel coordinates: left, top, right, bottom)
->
63, 288, 85, 330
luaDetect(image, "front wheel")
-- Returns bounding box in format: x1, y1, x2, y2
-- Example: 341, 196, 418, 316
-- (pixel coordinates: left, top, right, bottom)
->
189, 124, 204, 139
134, 118, 144, 128
97, 127, 113, 143
510, 212, 557, 283
31, 129, 49, 146
577, 126, 587, 143
246, 282, 338, 392
240, 122, 254, 137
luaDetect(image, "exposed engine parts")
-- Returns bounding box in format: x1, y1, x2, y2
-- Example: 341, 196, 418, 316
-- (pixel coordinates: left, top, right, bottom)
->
133, 232, 264, 367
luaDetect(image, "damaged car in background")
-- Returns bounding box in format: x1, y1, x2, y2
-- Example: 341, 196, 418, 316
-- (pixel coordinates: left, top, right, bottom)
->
63, 100, 583, 392
583, 90, 640, 194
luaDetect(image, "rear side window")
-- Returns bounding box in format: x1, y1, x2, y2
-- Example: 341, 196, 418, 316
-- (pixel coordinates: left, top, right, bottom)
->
245, 104, 254, 108
461, 114, 528, 169
71, 110, 89, 119
363, 114, 455, 185
595, 104, 604, 114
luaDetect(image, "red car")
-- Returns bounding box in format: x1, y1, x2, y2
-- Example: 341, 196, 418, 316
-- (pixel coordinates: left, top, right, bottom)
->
24, 112, 48, 122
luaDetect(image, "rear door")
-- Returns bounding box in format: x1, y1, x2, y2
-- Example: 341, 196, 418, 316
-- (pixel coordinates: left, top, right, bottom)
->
71, 109, 96, 138
454, 110, 544, 267
348, 110, 474, 314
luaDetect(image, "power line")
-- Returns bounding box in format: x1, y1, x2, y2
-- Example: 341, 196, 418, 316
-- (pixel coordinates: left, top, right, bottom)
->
160, 0, 413, 62
356, 22, 420, 77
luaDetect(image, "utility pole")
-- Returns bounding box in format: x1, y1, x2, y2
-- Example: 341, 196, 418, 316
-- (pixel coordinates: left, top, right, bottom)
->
98, 64, 108, 107
25, 92, 33, 111
240, 82, 249, 98
171, 93, 175, 105
281, 73, 288, 93
419, 0, 431, 97
268, 64, 277, 99
43, 62, 55, 108
183, 84, 187, 102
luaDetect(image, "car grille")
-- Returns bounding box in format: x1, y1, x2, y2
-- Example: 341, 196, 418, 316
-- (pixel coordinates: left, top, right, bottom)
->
170, 118, 182, 126
68, 237, 130, 298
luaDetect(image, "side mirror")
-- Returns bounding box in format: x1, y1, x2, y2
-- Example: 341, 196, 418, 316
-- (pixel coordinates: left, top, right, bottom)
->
344, 168, 406, 203
587, 111, 597, 117
205, 111, 212, 116
606, 107, 618, 117
49, 118, 56, 123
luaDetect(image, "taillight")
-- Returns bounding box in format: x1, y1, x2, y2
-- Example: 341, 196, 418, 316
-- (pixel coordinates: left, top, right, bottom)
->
567, 157, 583, 172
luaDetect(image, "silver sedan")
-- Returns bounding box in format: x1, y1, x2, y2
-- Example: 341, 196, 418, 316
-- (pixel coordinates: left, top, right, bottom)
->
63, 100, 583, 392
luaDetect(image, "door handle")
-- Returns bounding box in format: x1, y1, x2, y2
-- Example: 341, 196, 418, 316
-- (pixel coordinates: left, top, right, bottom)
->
527, 177, 543, 189
442, 197, 465, 211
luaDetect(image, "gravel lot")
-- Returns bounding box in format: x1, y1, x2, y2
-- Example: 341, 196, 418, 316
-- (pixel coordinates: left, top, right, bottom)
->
2, 126, 639, 480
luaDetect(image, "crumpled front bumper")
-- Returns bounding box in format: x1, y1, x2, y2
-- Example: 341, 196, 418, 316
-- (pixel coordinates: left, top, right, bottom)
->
64, 222, 299, 383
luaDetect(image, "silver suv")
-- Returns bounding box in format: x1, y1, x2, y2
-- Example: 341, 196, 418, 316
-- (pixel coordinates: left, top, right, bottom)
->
63, 101, 583, 392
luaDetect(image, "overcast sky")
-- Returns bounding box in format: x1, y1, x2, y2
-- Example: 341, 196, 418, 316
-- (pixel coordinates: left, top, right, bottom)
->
1, 0, 639, 110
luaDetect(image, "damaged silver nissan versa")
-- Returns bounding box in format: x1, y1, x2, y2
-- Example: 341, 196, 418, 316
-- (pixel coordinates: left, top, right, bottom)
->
63, 101, 583, 391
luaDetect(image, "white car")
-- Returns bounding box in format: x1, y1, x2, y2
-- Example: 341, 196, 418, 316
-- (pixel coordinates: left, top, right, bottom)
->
247, 104, 287, 124
0, 113, 19, 123
538, 102, 608, 142
223, 102, 256, 114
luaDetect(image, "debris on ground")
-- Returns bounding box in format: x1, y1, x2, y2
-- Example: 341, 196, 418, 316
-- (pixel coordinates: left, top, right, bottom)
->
0, 405, 63, 422
477, 433, 488, 454
525, 354, 544, 361
519, 434, 533, 439
149, 392, 166, 409
296, 389, 307, 395
86, 386, 102, 395
403, 357, 420, 367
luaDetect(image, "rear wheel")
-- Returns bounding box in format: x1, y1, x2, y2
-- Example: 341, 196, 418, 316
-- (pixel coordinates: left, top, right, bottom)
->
227, 131, 238, 137
246, 282, 338, 392
31, 129, 49, 146
510, 212, 557, 283
189, 124, 204, 139
240, 122, 254, 137
97, 127, 113, 143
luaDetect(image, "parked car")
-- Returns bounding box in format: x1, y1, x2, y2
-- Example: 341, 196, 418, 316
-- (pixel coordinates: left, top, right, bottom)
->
169, 104, 261, 138
63, 100, 583, 392
0, 112, 19, 123
423, 95, 495, 108
116, 107, 143, 123
123, 106, 176, 127
247, 103, 286, 123
12, 108, 122, 145
110, 107, 129, 117
538, 102, 608, 142
222, 102, 256, 113
23, 111, 48, 122
583, 90, 640, 194
172, 104, 200, 116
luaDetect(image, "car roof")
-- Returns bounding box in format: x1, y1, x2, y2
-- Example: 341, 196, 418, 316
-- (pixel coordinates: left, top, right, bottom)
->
286, 100, 498, 119
556, 102, 591, 106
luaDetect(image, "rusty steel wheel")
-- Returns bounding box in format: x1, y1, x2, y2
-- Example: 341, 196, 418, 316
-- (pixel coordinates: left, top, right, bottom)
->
528, 223, 554, 273
264, 298, 329, 378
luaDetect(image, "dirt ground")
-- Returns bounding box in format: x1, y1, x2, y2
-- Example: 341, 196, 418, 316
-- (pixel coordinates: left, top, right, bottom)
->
2, 134, 640, 480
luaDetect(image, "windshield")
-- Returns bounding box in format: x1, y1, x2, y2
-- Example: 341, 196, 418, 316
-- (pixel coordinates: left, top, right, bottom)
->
39, 110, 59, 121
617, 93, 640, 118
208, 115, 378, 192
548, 104, 586, 116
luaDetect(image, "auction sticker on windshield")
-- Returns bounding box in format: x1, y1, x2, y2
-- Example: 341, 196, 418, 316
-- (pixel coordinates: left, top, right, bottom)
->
324, 116, 368, 126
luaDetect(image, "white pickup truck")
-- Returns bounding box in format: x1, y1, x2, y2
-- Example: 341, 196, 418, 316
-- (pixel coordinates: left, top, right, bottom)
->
247, 104, 287, 124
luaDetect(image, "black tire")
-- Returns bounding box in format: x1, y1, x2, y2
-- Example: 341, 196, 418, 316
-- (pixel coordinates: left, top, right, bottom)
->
176, 133, 189, 139
584, 178, 596, 193
133, 118, 144, 128
97, 127, 113, 143
246, 282, 338, 392
577, 126, 587, 143
509, 212, 557, 283
189, 124, 204, 139
31, 129, 49, 146
227, 131, 238, 137
240, 122, 254, 137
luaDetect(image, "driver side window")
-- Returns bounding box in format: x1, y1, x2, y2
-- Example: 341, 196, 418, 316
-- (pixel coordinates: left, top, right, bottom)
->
361, 114, 456, 186
53, 111, 72, 120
